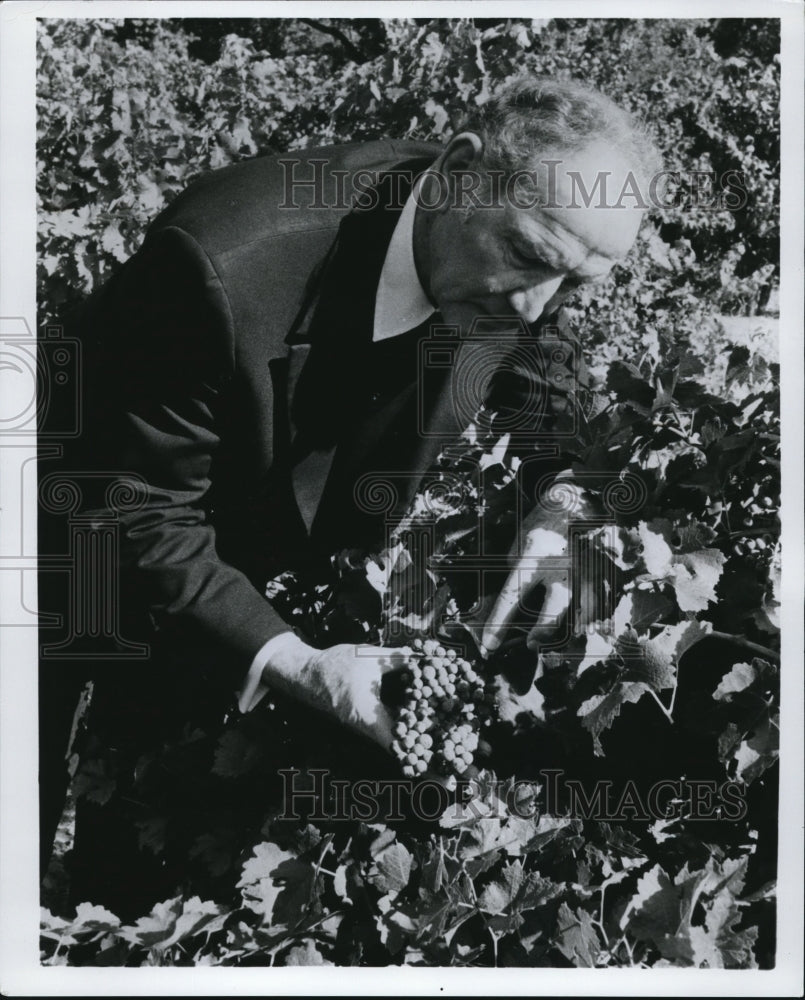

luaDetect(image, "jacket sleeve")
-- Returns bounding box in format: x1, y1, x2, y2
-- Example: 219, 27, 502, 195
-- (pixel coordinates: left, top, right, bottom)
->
75, 225, 292, 683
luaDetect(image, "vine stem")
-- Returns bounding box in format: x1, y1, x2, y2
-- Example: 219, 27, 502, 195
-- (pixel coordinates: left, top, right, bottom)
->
708, 631, 780, 664
647, 688, 674, 724
489, 927, 499, 967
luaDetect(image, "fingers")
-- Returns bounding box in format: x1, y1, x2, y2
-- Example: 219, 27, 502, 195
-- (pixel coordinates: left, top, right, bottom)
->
525, 577, 571, 645
482, 563, 570, 652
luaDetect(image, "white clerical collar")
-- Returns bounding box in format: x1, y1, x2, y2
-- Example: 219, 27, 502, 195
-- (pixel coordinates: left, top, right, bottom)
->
372, 174, 436, 342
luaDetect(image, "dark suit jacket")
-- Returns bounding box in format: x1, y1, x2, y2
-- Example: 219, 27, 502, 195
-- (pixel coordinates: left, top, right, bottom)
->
65, 134, 590, 698
69, 139, 445, 688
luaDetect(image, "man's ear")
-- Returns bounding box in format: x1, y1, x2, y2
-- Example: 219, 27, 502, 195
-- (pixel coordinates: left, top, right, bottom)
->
441, 131, 484, 174
427, 131, 485, 215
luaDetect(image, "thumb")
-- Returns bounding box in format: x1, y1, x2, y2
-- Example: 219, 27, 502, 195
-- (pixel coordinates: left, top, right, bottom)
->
375, 645, 414, 674
370, 703, 396, 752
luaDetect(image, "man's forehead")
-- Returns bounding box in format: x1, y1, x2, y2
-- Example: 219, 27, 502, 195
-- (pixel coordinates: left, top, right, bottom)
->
498, 139, 647, 262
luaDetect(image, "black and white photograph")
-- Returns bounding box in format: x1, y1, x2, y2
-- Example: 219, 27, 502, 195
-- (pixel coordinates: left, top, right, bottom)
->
0, 1, 802, 993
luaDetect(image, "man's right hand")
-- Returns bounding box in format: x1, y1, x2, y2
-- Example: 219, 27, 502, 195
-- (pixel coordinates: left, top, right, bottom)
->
261, 640, 410, 752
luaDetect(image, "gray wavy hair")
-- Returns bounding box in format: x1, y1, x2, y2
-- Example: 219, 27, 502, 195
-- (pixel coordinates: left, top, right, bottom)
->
460, 75, 662, 185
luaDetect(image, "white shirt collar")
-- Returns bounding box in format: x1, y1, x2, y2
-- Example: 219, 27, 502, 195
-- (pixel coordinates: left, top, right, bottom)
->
372, 175, 436, 342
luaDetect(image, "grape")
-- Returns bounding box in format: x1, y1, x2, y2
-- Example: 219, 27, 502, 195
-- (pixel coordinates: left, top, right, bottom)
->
387, 645, 492, 779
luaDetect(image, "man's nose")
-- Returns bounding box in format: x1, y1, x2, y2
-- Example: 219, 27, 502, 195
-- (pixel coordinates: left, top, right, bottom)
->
507, 275, 565, 324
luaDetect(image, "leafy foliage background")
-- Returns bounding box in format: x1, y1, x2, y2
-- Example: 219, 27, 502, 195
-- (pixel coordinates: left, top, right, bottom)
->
38, 16, 780, 969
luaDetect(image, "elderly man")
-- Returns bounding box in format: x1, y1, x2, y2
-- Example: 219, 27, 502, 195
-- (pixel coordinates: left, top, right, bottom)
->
45, 76, 657, 913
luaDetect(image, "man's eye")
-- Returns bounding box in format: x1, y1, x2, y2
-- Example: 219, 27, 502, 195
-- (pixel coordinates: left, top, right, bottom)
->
510, 246, 545, 268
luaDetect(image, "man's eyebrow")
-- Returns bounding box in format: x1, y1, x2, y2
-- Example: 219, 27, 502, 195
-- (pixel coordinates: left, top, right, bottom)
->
508, 211, 626, 279
573, 252, 617, 278
509, 232, 565, 268
509, 230, 614, 276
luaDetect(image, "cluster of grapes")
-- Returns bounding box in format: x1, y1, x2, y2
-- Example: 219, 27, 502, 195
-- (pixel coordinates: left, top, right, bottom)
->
390, 639, 494, 780
730, 490, 778, 565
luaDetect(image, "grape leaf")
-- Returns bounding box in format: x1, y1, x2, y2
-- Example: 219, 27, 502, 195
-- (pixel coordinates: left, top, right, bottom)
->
673, 519, 717, 551
577, 681, 651, 755
478, 861, 562, 920
634, 618, 712, 690
732, 713, 779, 785
368, 826, 398, 857
713, 657, 776, 702
713, 661, 756, 699
717, 721, 743, 762
170, 897, 228, 949
119, 897, 183, 949
63, 903, 121, 944
462, 817, 512, 858
371, 841, 413, 894
212, 728, 264, 778
622, 857, 758, 968
189, 831, 236, 878
72, 757, 116, 806
637, 521, 674, 576
492, 672, 546, 724
619, 864, 678, 938
333, 864, 350, 902
606, 361, 654, 408
672, 549, 726, 612
136, 816, 168, 856
419, 843, 448, 894
612, 588, 675, 634
552, 902, 601, 967
633, 522, 726, 612
237, 842, 315, 926
284, 939, 331, 965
